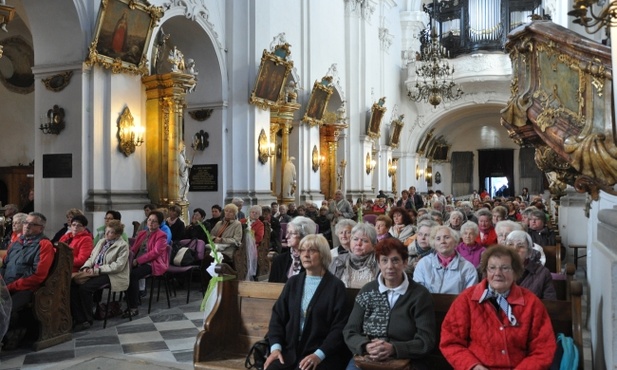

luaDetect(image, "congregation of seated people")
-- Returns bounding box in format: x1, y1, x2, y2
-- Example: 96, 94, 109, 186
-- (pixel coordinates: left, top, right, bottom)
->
1, 187, 565, 362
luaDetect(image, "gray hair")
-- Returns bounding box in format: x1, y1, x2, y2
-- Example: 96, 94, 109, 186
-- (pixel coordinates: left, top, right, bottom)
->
431, 226, 460, 248
335, 219, 357, 234
448, 210, 464, 221
460, 221, 479, 235
288, 216, 317, 238
351, 222, 377, 246
232, 197, 244, 206
29, 212, 47, 226
12, 212, 28, 224
495, 220, 523, 234
475, 208, 492, 220
417, 220, 439, 230
506, 230, 534, 256
249, 205, 262, 216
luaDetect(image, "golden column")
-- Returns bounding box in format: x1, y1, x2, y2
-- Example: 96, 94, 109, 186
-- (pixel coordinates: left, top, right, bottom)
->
142, 72, 195, 222
320, 122, 348, 199
272, 102, 300, 204
269, 107, 280, 196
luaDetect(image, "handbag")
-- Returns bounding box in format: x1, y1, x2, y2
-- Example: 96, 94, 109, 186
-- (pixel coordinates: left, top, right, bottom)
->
245, 338, 269, 370
72, 271, 93, 285
353, 355, 411, 370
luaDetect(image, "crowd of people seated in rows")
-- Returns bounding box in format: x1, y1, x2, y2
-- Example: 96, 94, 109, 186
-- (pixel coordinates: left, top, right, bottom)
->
0, 186, 559, 362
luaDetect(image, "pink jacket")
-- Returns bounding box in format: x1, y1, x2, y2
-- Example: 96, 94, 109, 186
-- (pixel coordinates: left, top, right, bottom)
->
440, 279, 556, 369
131, 229, 169, 276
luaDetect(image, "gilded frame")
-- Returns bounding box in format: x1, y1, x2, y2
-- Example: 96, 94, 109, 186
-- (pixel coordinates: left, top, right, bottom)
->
85, 0, 163, 75
389, 114, 405, 148
302, 77, 334, 127
249, 45, 294, 110
367, 98, 387, 139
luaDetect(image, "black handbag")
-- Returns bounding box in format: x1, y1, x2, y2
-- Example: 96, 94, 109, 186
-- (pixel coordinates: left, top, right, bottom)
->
245, 338, 270, 370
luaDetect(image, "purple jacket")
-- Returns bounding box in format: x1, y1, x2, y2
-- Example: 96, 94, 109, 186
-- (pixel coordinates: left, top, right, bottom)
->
455, 242, 486, 268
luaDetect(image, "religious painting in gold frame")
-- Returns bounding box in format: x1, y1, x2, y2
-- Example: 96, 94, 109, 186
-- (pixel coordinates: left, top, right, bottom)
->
249, 44, 294, 110
389, 114, 405, 148
367, 97, 387, 139
416, 128, 435, 155
85, 0, 163, 75
302, 76, 334, 127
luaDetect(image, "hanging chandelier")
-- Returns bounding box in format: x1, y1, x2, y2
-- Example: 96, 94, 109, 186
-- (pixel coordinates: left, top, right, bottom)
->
408, 16, 463, 107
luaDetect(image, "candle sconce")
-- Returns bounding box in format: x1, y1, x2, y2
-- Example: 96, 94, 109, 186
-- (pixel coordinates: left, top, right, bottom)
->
311, 145, 325, 172
117, 106, 144, 156
40, 105, 66, 135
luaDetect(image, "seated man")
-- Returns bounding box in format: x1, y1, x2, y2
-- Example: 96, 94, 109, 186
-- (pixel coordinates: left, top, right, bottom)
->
0, 212, 55, 349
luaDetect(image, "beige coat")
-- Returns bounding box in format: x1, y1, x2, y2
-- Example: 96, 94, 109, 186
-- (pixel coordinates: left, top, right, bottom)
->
81, 238, 130, 292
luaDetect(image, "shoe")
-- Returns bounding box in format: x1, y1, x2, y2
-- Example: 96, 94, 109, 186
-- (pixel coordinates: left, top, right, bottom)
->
122, 308, 138, 318
2, 327, 27, 351
73, 321, 91, 332
139, 290, 147, 298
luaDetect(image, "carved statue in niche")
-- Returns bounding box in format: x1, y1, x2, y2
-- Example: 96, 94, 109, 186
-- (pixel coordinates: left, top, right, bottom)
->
178, 141, 192, 201
283, 157, 297, 197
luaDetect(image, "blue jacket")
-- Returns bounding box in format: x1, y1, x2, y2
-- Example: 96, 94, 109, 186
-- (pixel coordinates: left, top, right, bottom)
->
412, 251, 478, 294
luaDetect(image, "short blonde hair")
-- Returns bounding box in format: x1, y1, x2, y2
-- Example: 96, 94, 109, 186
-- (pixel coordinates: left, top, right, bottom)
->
224, 203, 239, 217
299, 234, 332, 270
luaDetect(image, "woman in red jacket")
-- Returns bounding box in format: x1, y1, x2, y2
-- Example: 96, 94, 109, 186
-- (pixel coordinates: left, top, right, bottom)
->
60, 214, 94, 272
124, 210, 169, 317
440, 246, 556, 369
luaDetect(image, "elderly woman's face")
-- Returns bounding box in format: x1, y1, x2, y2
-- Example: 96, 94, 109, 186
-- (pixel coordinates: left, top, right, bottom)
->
416, 226, 432, 249
449, 214, 462, 227
224, 208, 235, 220
286, 225, 301, 249
12, 219, 24, 233
497, 227, 512, 245
506, 239, 529, 261
249, 209, 260, 220
147, 215, 160, 231
350, 231, 374, 257
434, 228, 456, 257
338, 226, 352, 249
461, 227, 477, 245
492, 213, 503, 225
478, 215, 492, 232
487, 255, 515, 294
378, 250, 406, 288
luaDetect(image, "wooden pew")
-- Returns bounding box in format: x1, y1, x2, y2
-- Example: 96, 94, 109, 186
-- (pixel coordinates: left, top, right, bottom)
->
32, 241, 73, 350
194, 273, 585, 370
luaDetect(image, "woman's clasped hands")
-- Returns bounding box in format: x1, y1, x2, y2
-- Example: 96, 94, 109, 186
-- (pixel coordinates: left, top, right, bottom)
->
365, 338, 394, 361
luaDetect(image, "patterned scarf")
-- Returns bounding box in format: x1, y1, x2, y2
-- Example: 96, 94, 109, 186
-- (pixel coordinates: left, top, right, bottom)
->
479, 288, 517, 326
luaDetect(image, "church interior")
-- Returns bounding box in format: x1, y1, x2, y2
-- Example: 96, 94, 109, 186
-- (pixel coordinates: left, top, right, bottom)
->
0, 0, 616, 369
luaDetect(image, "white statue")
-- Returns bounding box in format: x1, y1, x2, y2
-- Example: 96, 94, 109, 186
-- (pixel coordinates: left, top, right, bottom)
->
178, 141, 192, 201
168, 46, 185, 72
283, 156, 297, 198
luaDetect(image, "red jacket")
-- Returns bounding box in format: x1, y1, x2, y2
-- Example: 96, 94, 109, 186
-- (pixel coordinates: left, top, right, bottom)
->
440, 279, 556, 370
250, 219, 265, 245
131, 229, 169, 276
475, 227, 498, 247
3, 237, 55, 293
60, 230, 94, 272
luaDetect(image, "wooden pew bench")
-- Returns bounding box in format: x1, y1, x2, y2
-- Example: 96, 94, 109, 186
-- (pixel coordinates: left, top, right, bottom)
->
194, 276, 584, 369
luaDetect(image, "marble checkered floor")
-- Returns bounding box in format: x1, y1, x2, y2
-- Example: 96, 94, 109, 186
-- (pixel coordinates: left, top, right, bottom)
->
0, 284, 204, 370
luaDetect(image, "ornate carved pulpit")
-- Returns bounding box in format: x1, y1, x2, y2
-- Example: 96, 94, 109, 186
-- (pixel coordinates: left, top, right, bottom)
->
501, 20, 614, 200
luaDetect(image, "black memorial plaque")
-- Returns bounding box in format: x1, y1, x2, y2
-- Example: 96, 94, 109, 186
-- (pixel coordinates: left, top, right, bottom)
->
189, 164, 218, 192
43, 154, 72, 178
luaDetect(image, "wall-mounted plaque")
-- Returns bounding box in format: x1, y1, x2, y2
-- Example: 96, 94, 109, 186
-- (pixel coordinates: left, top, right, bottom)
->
43, 154, 72, 178
189, 164, 218, 192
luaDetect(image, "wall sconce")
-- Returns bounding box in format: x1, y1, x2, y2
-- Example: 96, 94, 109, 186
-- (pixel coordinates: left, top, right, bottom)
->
416, 164, 423, 180
258, 129, 269, 164
39, 105, 66, 135
426, 165, 433, 186
365, 152, 376, 175
311, 145, 321, 172
117, 106, 144, 157
387, 158, 397, 177
192, 130, 209, 151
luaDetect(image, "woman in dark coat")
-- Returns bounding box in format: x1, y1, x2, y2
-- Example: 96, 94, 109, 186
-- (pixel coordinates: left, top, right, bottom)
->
265, 234, 351, 370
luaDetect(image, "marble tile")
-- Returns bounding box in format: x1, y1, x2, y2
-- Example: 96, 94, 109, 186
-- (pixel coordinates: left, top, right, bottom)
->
183, 311, 204, 320
164, 337, 198, 352
150, 312, 187, 323
122, 341, 168, 355
22, 349, 75, 365
159, 327, 199, 341
132, 350, 185, 366
116, 322, 157, 335
118, 331, 163, 345
75, 335, 121, 347
153, 320, 196, 331
172, 350, 194, 363
74, 344, 124, 358
191, 319, 203, 328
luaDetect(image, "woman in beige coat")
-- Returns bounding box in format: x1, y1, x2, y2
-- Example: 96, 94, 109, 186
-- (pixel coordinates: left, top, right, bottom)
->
70, 220, 130, 330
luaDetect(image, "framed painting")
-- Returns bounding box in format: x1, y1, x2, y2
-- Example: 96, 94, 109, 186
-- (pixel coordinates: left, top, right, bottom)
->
249, 44, 294, 110
416, 128, 435, 155
389, 114, 405, 148
367, 97, 387, 139
85, 0, 163, 75
302, 76, 334, 127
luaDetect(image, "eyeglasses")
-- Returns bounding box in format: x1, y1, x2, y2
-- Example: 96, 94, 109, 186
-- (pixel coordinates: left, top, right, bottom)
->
487, 265, 513, 273
25, 222, 43, 227
71, 223, 84, 228
298, 248, 319, 255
